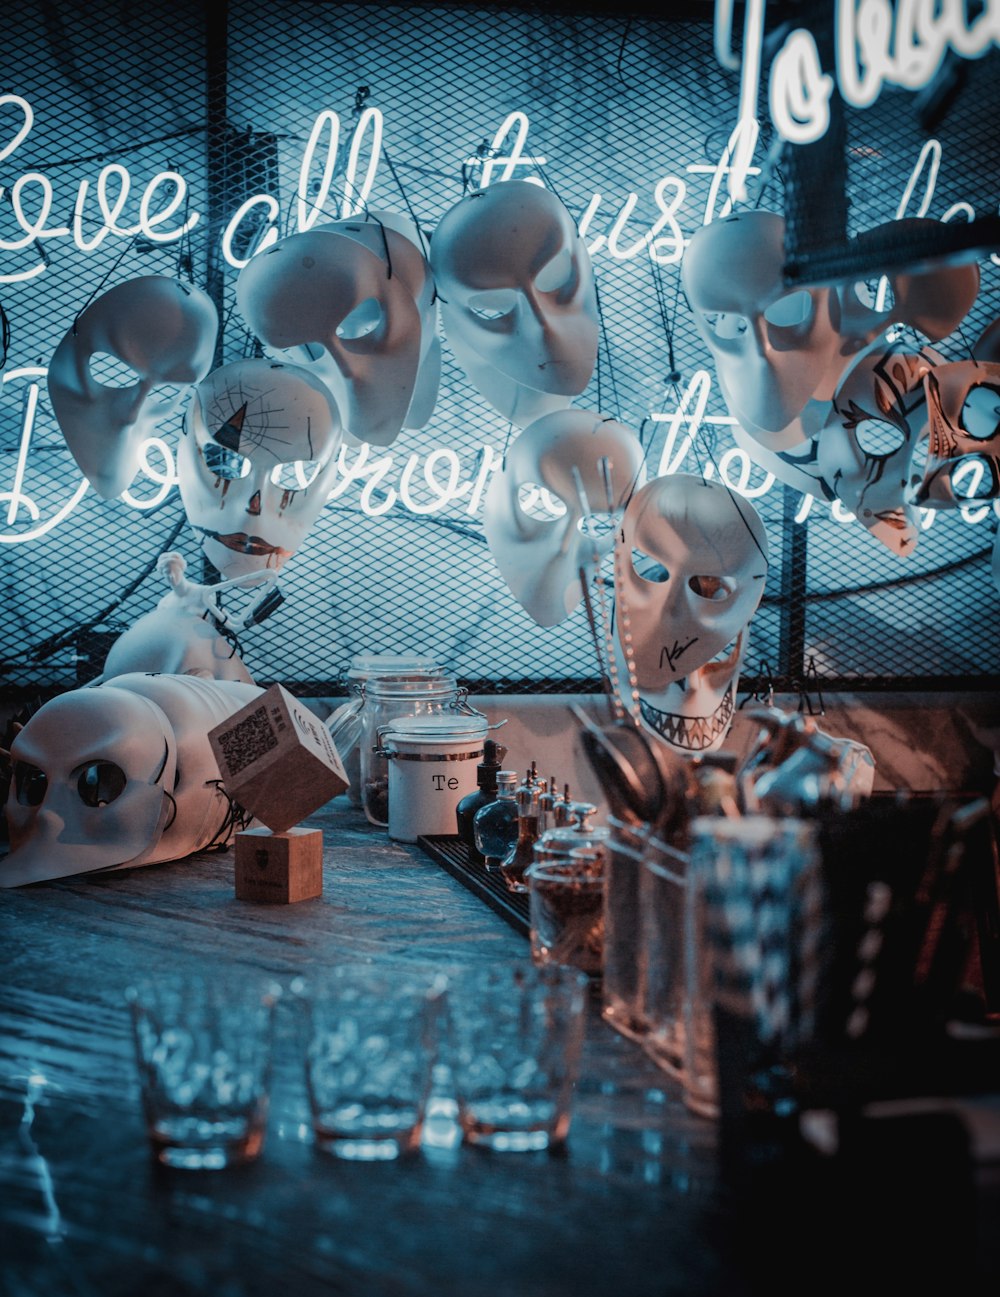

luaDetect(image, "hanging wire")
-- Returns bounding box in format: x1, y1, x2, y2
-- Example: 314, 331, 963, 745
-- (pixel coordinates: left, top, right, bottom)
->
70, 231, 144, 333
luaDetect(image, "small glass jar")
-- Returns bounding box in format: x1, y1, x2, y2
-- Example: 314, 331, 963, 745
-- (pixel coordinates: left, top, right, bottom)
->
361, 674, 484, 827
533, 803, 610, 868
345, 653, 448, 810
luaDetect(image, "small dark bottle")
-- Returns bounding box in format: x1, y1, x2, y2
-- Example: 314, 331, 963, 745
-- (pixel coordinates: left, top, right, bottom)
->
456, 738, 507, 863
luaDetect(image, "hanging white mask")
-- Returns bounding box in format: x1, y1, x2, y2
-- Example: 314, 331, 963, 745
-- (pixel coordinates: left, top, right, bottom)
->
1, 673, 261, 887
236, 226, 421, 447
817, 337, 940, 555
907, 358, 1000, 509
681, 211, 978, 450
832, 216, 980, 345
47, 275, 218, 498
681, 210, 853, 447
316, 210, 441, 431
483, 408, 645, 627
430, 180, 599, 418
177, 357, 342, 579
613, 473, 769, 755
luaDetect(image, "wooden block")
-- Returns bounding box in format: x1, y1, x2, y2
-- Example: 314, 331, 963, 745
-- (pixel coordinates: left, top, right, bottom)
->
234, 827, 323, 904
208, 683, 349, 833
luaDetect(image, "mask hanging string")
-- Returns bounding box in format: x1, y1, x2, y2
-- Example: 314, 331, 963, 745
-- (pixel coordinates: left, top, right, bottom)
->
572, 462, 623, 724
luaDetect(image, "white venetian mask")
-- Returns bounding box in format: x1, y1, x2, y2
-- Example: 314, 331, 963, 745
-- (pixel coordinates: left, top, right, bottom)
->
430, 180, 599, 424
613, 473, 769, 754
235, 225, 422, 447
483, 408, 645, 627
315, 210, 441, 431
177, 358, 342, 579
682, 210, 979, 451
47, 275, 218, 498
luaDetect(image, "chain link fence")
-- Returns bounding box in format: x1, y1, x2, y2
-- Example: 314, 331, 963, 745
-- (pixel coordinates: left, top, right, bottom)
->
1, 1, 997, 700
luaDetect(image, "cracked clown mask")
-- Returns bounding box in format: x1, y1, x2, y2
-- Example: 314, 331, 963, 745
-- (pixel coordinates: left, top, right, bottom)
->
430, 180, 599, 425
482, 408, 645, 627
818, 338, 940, 556
613, 473, 769, 755
178, 358, 342, 578
47, 275, 218, 498
906, 358, 1000, 509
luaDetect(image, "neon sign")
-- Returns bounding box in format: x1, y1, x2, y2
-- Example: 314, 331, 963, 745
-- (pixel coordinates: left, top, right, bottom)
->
716, 0, 1000, 200
1, 101, 997, 548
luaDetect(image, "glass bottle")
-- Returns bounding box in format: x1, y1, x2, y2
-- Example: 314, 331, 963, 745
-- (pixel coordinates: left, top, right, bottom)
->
500, 773, 541, 894
537, 774, 559, 836
455, 738, 507, 863
344, 653, 447, 808
361, 673, 478, 827
552, 783, 574, 828
473, 771, 520, 872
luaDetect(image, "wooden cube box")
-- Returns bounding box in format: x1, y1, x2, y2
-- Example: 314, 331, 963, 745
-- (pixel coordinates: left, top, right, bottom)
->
234, 826, 323, 904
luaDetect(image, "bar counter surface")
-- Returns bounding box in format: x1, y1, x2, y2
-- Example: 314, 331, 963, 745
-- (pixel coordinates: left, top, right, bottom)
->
1, 797, 994, 1297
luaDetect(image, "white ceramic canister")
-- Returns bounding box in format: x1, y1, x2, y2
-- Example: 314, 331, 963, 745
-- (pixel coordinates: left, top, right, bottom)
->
381, 714, 490, 843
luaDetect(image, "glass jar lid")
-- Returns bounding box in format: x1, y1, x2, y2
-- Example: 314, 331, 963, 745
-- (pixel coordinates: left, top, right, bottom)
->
346, 652, 447, 681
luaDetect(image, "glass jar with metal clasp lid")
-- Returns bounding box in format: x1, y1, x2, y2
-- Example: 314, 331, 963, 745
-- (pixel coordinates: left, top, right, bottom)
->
530, 802, 610, 873
361, 674, 487, 828
340, 653, 450, 809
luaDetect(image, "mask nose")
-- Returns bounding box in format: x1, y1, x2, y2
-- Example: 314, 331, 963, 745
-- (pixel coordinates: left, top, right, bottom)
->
247, 491, 262, 517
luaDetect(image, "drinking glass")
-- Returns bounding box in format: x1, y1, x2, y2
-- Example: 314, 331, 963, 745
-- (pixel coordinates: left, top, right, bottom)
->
445, 963, 588, 1152
295, 963, 445, 1160
126, 968, 281, 1170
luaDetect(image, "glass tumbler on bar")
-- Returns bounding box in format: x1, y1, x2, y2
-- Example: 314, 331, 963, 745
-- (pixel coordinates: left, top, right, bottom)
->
683, 815, 822, 1123
601, 814, 651, 1042
126, 969, 281, 1170
639, 833, 690, 1081
527, 849, 605, 978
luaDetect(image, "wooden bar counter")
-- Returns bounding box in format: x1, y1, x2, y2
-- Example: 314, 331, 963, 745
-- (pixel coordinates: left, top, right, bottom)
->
2, 797, 996, 1296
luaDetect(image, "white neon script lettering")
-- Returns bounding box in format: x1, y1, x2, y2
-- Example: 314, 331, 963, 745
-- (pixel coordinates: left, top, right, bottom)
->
0, 367, 89, 543
224, 108, 385, 268
464, 111, 547, 188
0, 96, 198, 284
718, 0, 1000, 151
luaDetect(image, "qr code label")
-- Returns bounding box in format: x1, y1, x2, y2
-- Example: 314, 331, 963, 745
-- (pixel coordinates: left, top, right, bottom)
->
217, 705, 278, 775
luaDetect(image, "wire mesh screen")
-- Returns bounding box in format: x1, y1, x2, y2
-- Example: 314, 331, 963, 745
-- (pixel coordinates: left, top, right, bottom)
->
1, 1, 998, 699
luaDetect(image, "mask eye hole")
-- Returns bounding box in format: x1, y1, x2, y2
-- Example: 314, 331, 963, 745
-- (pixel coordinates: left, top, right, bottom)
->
270, 459, 324, 491
516, 481, 566, 520
763, 289, 813, 328
852, 277, 896, 313
853, 418, 906, 458
13, 761, 47, 806
960, 382, 1000, 440
535, 247, 574, 294
89, 352, 141, 388
702, 312, 748, 340
76, 761, 127, 808
204, 443, 252, 480
689, 573, 731, 601
468, 288, 517, 321
949, 456, 994, 500
577, 511, 616, 542
336, 297, 382, 340
630, 547, 669, 582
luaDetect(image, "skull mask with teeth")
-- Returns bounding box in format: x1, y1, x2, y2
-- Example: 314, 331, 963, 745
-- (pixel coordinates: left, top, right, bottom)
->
612, 473, 769, 756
